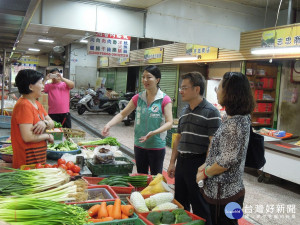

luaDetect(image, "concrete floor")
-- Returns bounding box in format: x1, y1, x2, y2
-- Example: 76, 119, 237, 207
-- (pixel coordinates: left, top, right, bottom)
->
71, 109, 300, 225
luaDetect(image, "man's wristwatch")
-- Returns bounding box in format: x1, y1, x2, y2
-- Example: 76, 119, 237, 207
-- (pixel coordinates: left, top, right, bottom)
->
198, 180, 204, 188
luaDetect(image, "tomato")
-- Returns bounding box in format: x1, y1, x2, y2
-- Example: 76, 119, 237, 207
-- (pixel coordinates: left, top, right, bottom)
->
66, 161, 75, 170
59, 164, 68, 171
52, 164, 58, 168
44, 164, 52, 168
57, 159, 66, 165
35, 163, 44, 169
66, 170, 74, 176
23, 167, 31, 170
73, 173, 79, 176
71, 165, 81, 173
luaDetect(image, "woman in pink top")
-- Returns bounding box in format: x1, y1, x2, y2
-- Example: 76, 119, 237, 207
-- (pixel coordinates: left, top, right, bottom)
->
44, 68, 75, 128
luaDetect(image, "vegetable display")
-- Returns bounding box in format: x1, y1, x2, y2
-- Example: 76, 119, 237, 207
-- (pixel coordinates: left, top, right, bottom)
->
0, 168, 70, 195
0, 145, 13, 154
98, 175, 148, 187
87, 201, 134, 222
78, 137, 120, 146
47, 140, 78, 151
140, 173, 171, 195
0, 197, 89, 225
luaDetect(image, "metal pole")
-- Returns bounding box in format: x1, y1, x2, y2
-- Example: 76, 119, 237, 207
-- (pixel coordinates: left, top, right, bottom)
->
287, 0, 293, 24
1, 49, 6, 115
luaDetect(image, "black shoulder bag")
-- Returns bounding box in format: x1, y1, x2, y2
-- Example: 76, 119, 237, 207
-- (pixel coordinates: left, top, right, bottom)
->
245, 126, 266, 169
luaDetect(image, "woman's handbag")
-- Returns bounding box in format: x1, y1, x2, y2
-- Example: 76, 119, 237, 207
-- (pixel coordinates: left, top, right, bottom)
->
245, 126, 266, 169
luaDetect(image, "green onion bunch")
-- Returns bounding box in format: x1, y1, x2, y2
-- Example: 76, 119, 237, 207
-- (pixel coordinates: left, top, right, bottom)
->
0, 197, 89, 225
20, 179, 88, 202
0, 168, 70, 195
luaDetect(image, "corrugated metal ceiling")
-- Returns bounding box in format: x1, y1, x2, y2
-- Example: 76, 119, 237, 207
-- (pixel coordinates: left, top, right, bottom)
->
0, 0, 297, 61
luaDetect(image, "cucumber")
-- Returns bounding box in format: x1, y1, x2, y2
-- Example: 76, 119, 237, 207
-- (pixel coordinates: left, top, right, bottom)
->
109, 181, 130, 187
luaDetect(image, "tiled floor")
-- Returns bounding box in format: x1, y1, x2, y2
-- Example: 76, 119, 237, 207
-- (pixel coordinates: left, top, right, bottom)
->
71, 110, 300, 225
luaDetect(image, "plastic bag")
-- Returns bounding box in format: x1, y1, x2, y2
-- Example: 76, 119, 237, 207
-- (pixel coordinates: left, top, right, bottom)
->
93, 147, 115, 164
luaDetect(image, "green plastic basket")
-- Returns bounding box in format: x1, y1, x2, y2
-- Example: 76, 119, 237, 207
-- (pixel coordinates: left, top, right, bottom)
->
87, 157, 135, 176
75, 201, 146, 225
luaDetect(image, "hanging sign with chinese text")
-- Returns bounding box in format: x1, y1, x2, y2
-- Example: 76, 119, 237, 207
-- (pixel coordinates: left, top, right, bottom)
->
261, 26, 300, 47
186, 44, 218, 60
144, 47, 164, 63
88, 33, 131, 58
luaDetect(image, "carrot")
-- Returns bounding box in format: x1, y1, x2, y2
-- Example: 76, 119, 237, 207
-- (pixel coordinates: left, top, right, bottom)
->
121, 213, 129, 219
87, 204, 101, 217
121, 205, 134, 216
88, 217, 114, 222
107, 205, 114, 217
98, 202, 108, 219
112, 198, 122, 219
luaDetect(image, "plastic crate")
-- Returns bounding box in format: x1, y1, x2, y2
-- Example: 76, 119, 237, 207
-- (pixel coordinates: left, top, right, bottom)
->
82, 176, 134, 194
67, 185, 118, 204
87, 157, 134, 176
0, 115, 11, 129
75, 201, 146, 225
138, 210, 206, 225
126, 196, 184, 214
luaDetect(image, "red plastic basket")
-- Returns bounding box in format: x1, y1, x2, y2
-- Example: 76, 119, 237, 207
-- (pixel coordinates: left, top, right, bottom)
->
82, 176, 134, 194
66, 185, 118, 204
138, 210, 206, 225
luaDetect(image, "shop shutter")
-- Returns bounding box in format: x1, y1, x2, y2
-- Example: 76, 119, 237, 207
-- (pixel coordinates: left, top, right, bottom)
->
105, 68, 117, 89
99, 68, 108, 80
115, 67, 128, 94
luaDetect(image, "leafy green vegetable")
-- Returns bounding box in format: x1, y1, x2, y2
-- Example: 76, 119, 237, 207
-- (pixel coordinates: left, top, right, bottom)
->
0, 145, 13, 154
78, 137, 120, 146
53, 121, 62, 128
47, 140, 78, 151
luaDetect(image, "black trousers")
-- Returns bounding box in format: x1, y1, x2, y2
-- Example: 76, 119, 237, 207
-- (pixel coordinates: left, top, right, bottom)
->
49, 112, 71, 128
134, 146, 165, 175
175, 153, 212, 225
210, 195, 245, 225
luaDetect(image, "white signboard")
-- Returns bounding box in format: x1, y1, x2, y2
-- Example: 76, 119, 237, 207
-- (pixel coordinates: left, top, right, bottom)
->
87, 33, 131, 58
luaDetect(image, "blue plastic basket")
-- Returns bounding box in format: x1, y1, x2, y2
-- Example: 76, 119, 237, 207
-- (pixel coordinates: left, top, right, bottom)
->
0, 116, 11, 129
46, 147, 81, 160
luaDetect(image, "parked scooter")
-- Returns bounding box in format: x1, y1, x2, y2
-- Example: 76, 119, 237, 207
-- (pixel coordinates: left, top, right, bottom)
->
77, 88, 119, 115
70, 93, 83, 110
118, 92, 135, 126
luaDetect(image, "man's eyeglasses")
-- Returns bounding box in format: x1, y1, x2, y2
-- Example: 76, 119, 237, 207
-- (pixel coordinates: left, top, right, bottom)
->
179, 86, 192, 92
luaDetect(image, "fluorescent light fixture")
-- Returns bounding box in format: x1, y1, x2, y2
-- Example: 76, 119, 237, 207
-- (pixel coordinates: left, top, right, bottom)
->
173, 56, 198, 61
28, 48, 40, 52
111, 0, 121, 2
38, 38, 54, 43
80, 39, 88, 43
251, 46, 300, 55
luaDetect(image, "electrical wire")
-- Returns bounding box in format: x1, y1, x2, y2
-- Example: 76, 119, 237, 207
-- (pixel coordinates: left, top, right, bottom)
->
264, 0, 269, 28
